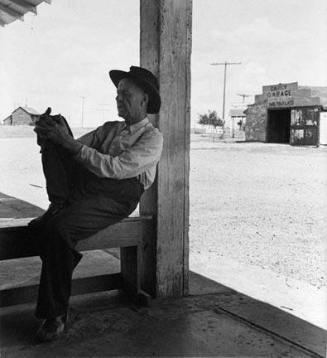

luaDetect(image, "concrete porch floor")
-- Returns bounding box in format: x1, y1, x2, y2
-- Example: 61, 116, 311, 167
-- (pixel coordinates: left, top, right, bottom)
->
0, 195, 325, 357
1, 269, 325, 357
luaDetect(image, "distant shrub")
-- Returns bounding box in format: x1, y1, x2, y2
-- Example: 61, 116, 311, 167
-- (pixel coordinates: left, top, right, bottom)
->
198, 110, 224, 129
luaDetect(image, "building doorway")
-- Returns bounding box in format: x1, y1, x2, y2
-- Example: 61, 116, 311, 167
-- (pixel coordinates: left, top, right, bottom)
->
267, 109, 291, 143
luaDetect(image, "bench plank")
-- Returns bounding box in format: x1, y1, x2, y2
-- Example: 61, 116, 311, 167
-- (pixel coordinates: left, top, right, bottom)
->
0, 216, 154, 306
0, 273, 122, 307
0, 216, 153, 260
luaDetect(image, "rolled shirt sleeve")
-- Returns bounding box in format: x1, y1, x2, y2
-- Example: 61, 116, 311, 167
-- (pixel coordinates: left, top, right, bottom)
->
77, 130, 97, 147
75, 129, 163, 182
76, 124, 109, 148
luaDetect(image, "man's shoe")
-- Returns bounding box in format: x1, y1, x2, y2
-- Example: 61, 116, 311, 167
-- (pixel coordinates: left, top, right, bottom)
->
36, 314, 67, 342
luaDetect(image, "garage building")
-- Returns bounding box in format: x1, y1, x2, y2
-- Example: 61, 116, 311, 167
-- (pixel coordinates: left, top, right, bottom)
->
245, 82, 327, 145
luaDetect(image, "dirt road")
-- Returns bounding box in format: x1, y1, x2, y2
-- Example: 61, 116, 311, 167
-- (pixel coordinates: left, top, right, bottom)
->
189, 137, 326, 327
190, 138, 326, 289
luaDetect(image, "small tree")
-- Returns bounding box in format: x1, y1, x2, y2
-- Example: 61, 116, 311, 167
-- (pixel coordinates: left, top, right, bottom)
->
198, 110, 224, 131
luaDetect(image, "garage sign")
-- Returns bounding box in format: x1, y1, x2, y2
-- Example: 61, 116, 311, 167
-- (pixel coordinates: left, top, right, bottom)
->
264, 82, 298, 108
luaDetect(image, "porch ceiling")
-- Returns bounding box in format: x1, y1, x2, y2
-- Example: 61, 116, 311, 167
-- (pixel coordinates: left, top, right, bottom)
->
0, 0, 51, 27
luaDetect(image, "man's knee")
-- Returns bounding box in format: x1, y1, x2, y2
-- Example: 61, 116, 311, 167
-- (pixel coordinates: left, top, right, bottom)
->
41, 214, 71, 248
41, 212, 81, 266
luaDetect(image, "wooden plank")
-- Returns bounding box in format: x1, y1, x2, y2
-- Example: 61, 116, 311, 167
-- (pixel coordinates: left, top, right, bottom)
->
120, 246, 138, 295
138, 216, 156, 296
0, 216, 151, 229
0, 218, 36, 227
0, 273, 122, 307
182, 0, 192, 297
0, 216, 153, 260
7, 0, 37, 14
120, 219, 154, 296
77, 218, 152, 251
140, 0, 192, 297
71, 273, 122, 296
139, 0, 160, 298
0, 3, 24, 18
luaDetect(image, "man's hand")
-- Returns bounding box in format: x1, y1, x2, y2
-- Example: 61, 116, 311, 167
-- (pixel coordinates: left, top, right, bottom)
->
34, 110, 83, 155
35, 115, 69, 145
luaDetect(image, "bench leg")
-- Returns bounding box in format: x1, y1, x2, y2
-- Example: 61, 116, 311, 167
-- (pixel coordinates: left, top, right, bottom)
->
136, 245, 151, 306
120, 246, 137, 295
120, 245, 152, 306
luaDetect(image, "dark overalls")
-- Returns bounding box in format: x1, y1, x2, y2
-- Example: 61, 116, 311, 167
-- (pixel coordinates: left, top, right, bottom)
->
29, 121, 144, 319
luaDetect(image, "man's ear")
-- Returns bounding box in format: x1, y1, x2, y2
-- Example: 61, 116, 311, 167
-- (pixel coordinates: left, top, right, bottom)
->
143, 93, 149, 108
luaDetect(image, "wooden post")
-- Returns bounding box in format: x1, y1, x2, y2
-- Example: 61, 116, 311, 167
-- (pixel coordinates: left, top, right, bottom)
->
139, 0, 192, 297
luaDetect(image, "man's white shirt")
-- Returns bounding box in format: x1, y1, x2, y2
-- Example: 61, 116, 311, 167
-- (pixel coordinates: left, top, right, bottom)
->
75, 117, 163, 190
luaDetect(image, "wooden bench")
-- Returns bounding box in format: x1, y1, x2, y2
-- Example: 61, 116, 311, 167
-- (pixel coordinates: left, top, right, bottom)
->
0, 216, 154, 307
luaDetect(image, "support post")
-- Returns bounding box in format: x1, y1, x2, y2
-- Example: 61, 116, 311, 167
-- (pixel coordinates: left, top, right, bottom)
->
139, 0, 192, 297
222, 62, 227, 120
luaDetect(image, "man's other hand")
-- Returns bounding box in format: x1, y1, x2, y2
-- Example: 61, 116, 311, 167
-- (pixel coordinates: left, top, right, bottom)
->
34, 116, 69, 146
34, 114, 83, 155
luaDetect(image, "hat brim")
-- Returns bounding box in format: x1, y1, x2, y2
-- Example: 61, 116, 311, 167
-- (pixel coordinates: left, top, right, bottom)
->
109, 70, 161, 114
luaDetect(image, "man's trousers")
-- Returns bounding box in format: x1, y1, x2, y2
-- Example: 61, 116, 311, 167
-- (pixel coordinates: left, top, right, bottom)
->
29, 132, 144, 319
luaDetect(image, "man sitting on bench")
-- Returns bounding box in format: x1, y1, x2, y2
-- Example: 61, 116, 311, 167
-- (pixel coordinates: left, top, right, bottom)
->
29, 66, 163, 342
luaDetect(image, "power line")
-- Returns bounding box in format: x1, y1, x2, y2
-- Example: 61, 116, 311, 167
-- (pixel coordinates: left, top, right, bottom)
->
80, 96, 86, 127
211, 61, 241, 120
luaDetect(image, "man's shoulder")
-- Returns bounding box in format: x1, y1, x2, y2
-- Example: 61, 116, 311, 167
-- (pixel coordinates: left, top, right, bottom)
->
139, 125, 163, 151
97, 120, 124, 133
101, 120, 123, 129
143, 123, 163, 140
144, 121, 162, 135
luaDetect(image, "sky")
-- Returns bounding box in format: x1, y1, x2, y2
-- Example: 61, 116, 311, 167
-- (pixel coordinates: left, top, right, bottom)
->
0, 0, 326, 128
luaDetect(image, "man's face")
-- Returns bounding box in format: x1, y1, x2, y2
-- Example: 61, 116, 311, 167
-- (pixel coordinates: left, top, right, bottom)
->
116, 78, 147, 124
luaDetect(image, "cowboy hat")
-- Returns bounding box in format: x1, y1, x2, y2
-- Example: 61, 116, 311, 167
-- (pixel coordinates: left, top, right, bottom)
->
109, 66, 161, 114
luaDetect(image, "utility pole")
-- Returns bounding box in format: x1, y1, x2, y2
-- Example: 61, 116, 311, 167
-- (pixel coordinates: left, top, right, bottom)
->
237, 93, 251, 103
80, 96, 85, 127
211, 62, 241, 121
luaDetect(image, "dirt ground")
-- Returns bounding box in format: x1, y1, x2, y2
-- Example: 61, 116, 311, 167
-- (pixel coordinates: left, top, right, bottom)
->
189, 136, 327, 327
0, 128, 326, 328
190, 137, 326, 289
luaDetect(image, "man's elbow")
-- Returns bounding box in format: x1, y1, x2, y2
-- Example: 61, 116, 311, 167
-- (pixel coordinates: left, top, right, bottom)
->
104, 163, 134, 180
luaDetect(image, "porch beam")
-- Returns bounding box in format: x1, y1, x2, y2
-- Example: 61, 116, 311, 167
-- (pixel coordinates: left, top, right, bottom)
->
7, 0, 37, 15
0, 3, 25, 19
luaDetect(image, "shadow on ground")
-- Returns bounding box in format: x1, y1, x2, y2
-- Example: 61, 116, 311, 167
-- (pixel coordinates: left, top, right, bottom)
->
0, 192, 44, 220
0, 271, 325, 357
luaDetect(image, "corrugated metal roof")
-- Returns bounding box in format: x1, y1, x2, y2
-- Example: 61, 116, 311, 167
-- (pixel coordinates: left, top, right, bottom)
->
0, 0, 51, 27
